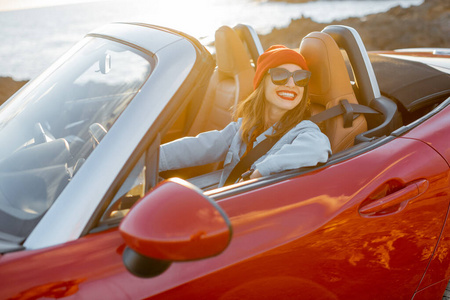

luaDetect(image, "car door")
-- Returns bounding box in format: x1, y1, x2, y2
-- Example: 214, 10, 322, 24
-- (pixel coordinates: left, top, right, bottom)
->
148, 137, 449, 299
97, 106, 450, 300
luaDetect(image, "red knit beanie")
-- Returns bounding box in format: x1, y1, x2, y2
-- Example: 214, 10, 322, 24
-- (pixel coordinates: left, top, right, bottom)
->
253, 45, 309, 90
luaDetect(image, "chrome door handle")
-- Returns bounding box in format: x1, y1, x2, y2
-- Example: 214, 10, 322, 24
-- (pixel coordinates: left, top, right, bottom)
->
359, 179, 429, 216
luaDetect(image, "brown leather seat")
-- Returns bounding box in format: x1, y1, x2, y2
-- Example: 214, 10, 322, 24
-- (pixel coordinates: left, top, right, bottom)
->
162, 25, 256, 178
300, 32, 367, 153
188, 25, 255, 135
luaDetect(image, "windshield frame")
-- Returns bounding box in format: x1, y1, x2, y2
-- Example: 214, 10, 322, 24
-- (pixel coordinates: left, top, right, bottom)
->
22, 23, 202, 251
0, 36, 154, 246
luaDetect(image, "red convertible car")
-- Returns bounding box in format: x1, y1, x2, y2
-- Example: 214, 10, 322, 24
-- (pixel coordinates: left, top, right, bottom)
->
0, 22, 449, 299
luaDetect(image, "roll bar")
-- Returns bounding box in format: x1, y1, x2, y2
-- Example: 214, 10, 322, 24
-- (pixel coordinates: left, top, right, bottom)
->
322, 25, 381, 107
233, 24, 264, 67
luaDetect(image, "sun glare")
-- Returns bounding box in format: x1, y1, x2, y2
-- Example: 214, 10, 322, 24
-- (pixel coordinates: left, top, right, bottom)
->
158, 0, 225, 31
0, 0, 110, 11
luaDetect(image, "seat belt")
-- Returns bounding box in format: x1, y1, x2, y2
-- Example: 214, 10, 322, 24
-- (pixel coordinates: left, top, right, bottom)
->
224, 136, 280, 186
310, 99, 379, 127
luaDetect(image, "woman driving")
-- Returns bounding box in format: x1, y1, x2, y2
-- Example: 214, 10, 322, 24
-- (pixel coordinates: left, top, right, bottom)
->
159, 45, 331, 186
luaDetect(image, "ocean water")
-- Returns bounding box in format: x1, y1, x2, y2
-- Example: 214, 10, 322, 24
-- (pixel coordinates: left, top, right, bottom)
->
0, 0, 423, 80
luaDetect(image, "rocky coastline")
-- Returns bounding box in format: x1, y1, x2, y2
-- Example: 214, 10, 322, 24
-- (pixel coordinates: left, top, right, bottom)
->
1, 0, 448, 105
260, 0, 449, 50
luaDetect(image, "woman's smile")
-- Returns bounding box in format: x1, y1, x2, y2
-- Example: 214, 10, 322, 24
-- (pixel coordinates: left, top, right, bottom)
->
276, 90, 298, 101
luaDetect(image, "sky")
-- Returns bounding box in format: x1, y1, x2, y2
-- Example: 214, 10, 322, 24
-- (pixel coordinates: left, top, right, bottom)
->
0, 0, 108, 11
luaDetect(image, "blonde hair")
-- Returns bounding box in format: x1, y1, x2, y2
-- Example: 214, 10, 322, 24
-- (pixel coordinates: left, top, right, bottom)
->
233, 74, 311, 145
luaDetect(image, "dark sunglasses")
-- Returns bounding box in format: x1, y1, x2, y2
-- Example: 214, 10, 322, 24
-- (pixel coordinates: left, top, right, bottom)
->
268, 68, 311, 87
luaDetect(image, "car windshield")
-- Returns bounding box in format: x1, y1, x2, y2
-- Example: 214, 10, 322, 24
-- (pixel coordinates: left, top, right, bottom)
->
0, 37, 152, 241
